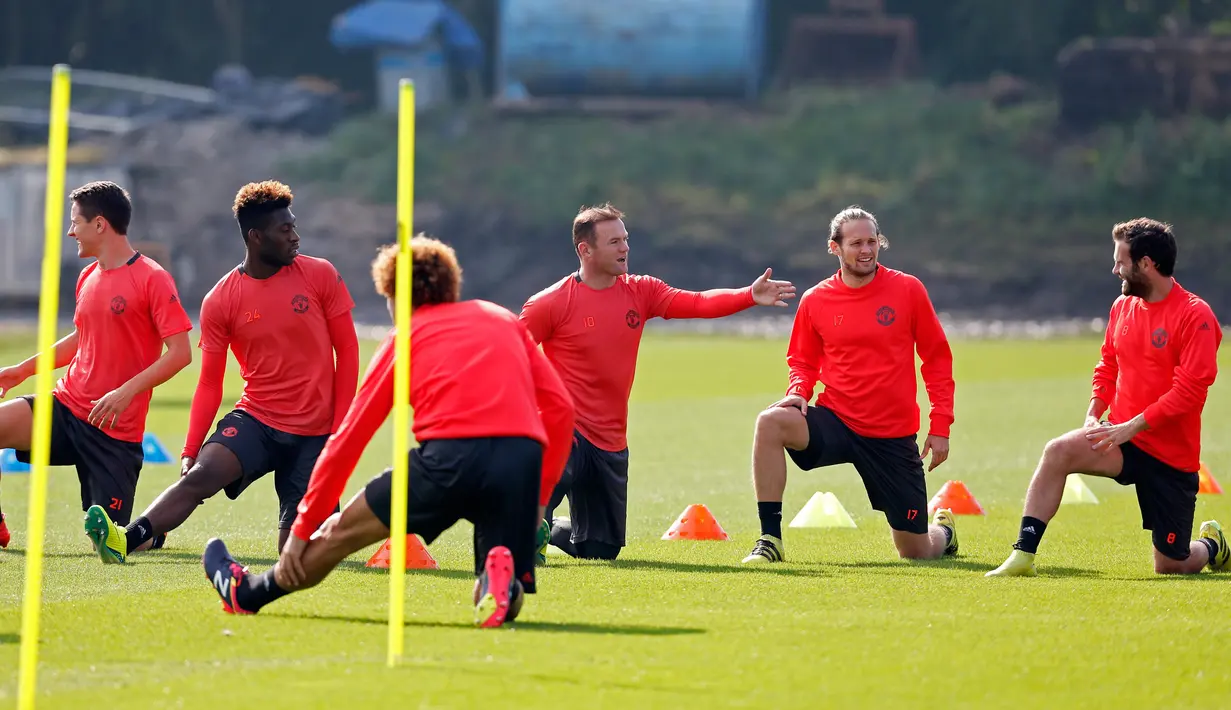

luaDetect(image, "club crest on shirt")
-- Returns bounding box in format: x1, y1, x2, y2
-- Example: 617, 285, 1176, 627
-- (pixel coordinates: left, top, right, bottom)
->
110, 295, 126, 315
625, 309, 641, 329
876, 305, 896, 326
1151, 328, 1169, 349
291, 294, 310, 314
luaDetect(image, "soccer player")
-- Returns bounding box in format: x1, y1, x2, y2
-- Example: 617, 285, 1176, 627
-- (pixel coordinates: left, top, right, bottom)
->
987, 218, 1228, 577
520, 203, 797, 562
202, 236, 575, 627
0, 181, 192, 550
83, 181, 360, 563
742, 206, 958, 564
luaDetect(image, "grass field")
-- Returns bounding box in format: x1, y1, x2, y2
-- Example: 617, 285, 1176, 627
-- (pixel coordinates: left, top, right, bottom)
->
1, 329, 1229, 708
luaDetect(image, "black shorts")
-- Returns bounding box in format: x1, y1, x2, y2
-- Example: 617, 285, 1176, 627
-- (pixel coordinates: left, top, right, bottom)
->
547, 431, 629, 548
787, 405, 928, 534
15, 395, 144, 526
364, 436, 542, 594
204, 410, 329, 529
1114, 441, 1199, 561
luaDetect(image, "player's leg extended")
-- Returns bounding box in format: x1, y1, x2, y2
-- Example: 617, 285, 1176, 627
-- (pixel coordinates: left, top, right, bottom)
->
202, 487, 388, 615
105, 443, 246, 559
987, 428, 1123, 576
0, 398, 34, 548
743, 405, 812, 563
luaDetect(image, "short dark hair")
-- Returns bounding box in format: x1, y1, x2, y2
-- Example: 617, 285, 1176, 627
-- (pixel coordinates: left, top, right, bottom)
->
232, 180, 293, 242
1112, 218, 1176, 276
572, 203, 624, 249
371, 235, 463, 308
69, 181, 132, 235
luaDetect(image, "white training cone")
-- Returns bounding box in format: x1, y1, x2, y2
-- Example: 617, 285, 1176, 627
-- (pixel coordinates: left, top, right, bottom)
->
789, 491, 857, 528
1061, 475, 1099, 505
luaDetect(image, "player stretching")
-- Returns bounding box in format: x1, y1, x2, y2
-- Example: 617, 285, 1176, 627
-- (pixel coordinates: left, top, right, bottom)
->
203, 236, 575, 627
987, 218, 1228, 577
520, 203, 796, 561
0, 181, 192, 551
742, 206, 957, 564
84, 181, 359, 563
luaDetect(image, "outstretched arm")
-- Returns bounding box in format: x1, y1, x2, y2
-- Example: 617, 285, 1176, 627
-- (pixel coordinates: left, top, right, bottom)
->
0, 330, 79, 397
661, 268, 796, 319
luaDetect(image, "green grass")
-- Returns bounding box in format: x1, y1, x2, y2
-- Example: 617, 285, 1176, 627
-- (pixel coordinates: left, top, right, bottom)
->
1, 331, 1230, 708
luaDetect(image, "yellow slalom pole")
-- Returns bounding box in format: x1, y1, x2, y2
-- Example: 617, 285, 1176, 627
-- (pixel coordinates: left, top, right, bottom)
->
388, 78, 415, 667
18, 63, 72, 710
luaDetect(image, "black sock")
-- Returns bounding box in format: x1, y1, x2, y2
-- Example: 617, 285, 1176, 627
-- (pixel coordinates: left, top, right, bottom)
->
1200, 537, 1219, 563
125, 516, 156, 554
1013, 516, 1048, 554
758, 502, 783, 539
234, 569, 291, 612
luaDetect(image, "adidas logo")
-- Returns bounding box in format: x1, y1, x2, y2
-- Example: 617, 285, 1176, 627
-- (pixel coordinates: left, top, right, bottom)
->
1199, 322, 1211, 331
1023, 526, 1036, 533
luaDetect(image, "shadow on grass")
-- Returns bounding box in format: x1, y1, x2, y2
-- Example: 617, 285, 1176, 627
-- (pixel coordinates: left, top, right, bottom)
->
827, 559, 1104, 578
601, 558, 828, 578
264, 611, 705, 636
133, 549, 476, 579
0, 632, 19, 645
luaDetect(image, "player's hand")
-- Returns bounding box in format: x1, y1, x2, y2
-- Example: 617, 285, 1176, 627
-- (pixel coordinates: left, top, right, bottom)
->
771, 394, 808, 414
275, 534, 309, 589
0, 365, 30, 398
750, 268, 797, 308
1085, 420, 1142, 452
180, 457, 195, 478
1083, 415, 1101, 429
88, 385, 135, 429
921, 435, 949, 471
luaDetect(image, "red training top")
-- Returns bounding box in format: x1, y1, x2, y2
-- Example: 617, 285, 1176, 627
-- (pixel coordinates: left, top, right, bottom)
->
55, 253, 193, 443
786, 266, 954, 439
291, 300, 575, 542
181, 255, 358, 458
521, 273, 755, 451
1091, 280, 1220, 472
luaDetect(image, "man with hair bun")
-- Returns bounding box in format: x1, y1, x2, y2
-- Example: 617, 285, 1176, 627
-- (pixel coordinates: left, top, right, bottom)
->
85, 180, 360, 563
202, 235, 576, 628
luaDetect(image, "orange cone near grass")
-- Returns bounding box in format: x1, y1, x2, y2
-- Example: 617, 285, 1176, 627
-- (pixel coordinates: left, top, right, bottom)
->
662, 504, 730, 541
1199, 461, 1223, 494
927, 480, 986, 516
366, 534, 439, 569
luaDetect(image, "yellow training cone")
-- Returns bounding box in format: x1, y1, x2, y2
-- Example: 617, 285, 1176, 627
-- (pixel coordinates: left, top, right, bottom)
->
789, 492, 857, 528
1061, 475, 1099, 505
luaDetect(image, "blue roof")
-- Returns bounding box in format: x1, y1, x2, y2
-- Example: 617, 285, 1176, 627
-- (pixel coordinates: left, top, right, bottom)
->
330, 0, 482, 66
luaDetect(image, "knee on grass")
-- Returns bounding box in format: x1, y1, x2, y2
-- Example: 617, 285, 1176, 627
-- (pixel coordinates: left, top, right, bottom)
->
892, 530, 940, 560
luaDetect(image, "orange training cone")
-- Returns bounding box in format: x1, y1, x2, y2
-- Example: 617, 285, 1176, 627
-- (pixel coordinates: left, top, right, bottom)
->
1199, 462, 1223, 495
366, 534, 439, 570
927, 480, 985, 516
661, 504, 730, 541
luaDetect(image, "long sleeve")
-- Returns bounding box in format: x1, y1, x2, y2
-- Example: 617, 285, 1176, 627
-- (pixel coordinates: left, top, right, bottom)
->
912, 280, 955, 437
524, 329, 576, 506
180, 348, 227, 460
326, 312, 361, 433
1142, 306, 1220, 428
292, 335, 395, 541
785, 295, 823, 401
662, 287, 755, 319
1091, 301, 1121, 405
